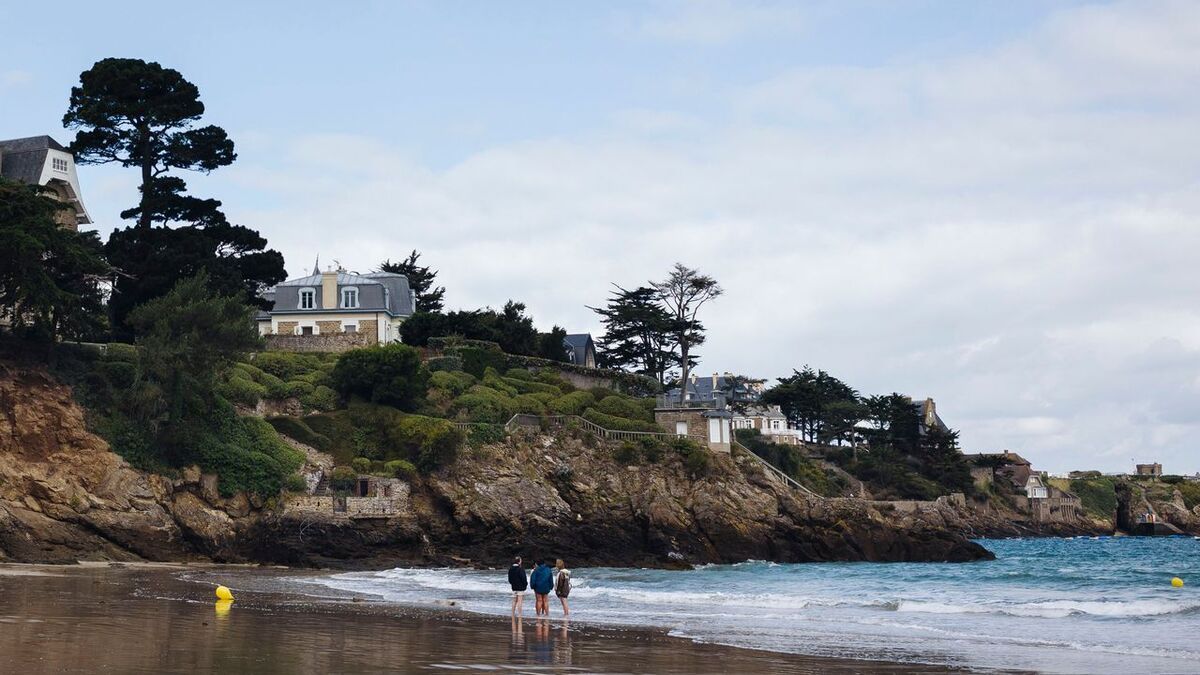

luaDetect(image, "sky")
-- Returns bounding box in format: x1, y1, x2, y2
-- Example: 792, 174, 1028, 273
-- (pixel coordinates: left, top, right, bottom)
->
2, 0, 1198, 474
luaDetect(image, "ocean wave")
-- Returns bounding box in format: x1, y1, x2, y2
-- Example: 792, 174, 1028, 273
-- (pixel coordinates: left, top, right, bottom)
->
896, 598, 1200, 619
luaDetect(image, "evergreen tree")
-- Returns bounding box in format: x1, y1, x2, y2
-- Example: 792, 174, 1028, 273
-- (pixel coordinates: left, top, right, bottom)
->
0, 178, 109, 341
536, 326, 569, 362
589, 285, 677, 385
652, 263, 722, 393
378, 250, 445, 312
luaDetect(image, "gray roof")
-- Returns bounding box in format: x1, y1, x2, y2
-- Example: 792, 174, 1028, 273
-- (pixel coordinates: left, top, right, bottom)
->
266, 270, 414, 317
0, 136, 64, 184
668, 374, 762, 403
563, 333, 594, 365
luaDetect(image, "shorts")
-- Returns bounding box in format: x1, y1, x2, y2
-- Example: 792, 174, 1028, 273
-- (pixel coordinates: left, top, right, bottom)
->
512, 590, 526, 598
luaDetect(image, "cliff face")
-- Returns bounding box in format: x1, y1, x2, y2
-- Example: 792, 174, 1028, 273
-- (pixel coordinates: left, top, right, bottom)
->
0, 361, 993, 567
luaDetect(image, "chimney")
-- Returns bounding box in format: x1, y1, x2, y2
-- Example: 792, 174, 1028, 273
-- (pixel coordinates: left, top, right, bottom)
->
321, 264, 338, 309
925, 397, 935, 425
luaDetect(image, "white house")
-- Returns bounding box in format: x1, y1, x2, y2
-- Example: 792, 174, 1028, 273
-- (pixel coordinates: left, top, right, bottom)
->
258, 263, 415, 349
0, 135, 91, 230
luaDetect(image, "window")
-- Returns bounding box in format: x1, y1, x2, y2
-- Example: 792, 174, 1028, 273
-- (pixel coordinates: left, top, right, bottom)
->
343, 323, 357, 333
300, 326, 313, 336
299, 288, 315, 310
52, 157, 68, 173
341, 287, 359, 308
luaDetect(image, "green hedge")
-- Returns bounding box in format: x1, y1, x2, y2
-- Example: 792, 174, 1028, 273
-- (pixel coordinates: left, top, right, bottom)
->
594, 395, 654, 422
582, 408, 663, 433
301, 385, 339, 411
550, 391, 595, 416
267, 416, 334, 453
253, 352, 328, 380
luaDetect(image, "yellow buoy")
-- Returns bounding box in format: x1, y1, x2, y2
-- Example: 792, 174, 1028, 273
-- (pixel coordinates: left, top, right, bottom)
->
1171, 577, 1184, 588
215, 585, 235, 601
214, 598, 233, 616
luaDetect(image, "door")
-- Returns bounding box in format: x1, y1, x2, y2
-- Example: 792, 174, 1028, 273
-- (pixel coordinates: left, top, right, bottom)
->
675, 421, 688, 437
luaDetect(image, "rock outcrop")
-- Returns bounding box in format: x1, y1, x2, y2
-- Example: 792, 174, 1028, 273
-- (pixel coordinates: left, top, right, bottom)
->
0, 360, 993, 567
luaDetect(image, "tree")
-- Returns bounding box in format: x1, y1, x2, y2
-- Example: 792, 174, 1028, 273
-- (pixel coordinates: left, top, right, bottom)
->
105, 222, 285, 337
64, 58, 235, 229
762, 367, 862, 443
0, 179, 109, 340
589, 285, 678, 385
536, 326, 569, 362
331, 343, 428, 411
378, 251, 445, 312
126, 272, 261, 430
861, 393, 922, 453
652, 263, 722, 395
398, 301, 542, 356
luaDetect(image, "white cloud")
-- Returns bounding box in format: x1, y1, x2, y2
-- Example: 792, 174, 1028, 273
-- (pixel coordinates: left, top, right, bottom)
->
81, 0, 1200, 474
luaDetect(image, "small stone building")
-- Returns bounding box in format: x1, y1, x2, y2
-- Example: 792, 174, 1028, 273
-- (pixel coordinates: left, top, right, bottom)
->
655, 404, 732, 453
1135, 463, 1163, 477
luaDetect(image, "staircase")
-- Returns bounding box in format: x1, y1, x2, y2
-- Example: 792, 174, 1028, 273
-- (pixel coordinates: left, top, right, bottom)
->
731, 439, 820, 499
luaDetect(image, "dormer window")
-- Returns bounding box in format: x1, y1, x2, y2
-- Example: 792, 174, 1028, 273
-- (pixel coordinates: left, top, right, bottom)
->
299, 288, 316, 310
341, 287, 359, 308
52, 157, 68, 173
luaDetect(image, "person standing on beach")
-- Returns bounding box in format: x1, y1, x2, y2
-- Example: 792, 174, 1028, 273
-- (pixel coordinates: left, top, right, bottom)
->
529, 559, 554, 616
553, 559, 571, 616
508, 556, 528, 615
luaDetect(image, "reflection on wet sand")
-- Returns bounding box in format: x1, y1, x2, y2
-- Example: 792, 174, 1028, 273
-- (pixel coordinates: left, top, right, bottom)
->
0, 564, 960, 674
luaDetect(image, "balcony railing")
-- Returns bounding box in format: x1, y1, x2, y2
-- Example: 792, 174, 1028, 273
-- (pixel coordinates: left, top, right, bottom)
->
655, 393, 726, 409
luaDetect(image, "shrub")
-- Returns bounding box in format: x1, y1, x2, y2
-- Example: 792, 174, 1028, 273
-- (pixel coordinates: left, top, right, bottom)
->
104, 342, 139, 363
465, 423, 506, 446
594, 395, 654, 422
1177, 482, 1200, 510
505, 368, 534, 381
266, 416, 333, 452
284, 474, 309, 493
385, 459, 418, 480
387, 416, 464, 472
451, 345, 508, 379
682, 443, 711, 477
453, 389, 516, 424
217, 374, 266, 407
330, 466, 357, 491
583, 408, 662, 433
283, 380, 315, 397
639, 436, 665, 463
301, 385, 339, 411
425, 355, 464, 373
96, 360, 138, 389
550, 391, 595, 416
254, 352, 325, 380
513, 393, 549, 415
614, 441, 640, 465
588, 386, 615, 401
331, 343, 428, 411
429, 370, 476, 396
351, 457, 372, 474
198, 416, 304, 497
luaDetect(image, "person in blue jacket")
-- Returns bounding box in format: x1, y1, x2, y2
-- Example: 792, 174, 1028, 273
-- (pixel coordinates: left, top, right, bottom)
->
528, 558, 554, 616
508, 556, 528, 615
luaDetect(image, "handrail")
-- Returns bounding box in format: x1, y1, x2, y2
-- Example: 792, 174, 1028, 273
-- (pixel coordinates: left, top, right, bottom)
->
731, 439, 820, 499
502, 413, 676, 442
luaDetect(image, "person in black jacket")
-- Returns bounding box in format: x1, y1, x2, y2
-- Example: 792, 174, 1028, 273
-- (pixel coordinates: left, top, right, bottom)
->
508, 556, 528, 615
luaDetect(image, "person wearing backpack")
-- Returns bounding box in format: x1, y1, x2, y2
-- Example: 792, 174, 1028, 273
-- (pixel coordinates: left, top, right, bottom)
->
529, 559, 554, 616
508, 556, 528, 615
553, 559, 571, 616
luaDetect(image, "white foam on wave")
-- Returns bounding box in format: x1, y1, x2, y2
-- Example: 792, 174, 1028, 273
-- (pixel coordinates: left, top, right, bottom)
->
896, 598, 1200, 619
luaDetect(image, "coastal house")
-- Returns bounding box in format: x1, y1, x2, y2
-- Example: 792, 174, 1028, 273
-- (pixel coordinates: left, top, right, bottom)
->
913, 397, 948, 435
0, 135, 91, 230
562, 333, 597, 368
654, 391, 733, 453
731, 405, 805, 446
666, 372, 767, 406
258, 263, 415, 352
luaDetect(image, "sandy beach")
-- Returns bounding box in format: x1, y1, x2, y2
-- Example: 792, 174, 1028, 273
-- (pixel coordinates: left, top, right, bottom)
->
0, 563, 961, 674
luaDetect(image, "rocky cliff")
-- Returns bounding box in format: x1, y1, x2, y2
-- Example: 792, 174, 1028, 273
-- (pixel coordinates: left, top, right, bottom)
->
0, 361, 993, 567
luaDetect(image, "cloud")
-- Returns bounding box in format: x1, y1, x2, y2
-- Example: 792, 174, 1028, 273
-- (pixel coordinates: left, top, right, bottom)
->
630, 0, 806, 44
81, 1, 1200, 474
1, 70, 33, 88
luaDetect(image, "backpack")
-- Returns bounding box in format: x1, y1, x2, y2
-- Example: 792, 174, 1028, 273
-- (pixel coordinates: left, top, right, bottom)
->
555, 569, 571, 594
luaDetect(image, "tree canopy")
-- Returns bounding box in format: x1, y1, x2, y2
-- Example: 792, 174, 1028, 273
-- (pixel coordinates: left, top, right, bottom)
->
652, 263, 722, 394
64, 57, 236, 229
400, 301, 557, 358
0, 178, 109, 341
590, 285, 678, 385
378, 250, 445, 312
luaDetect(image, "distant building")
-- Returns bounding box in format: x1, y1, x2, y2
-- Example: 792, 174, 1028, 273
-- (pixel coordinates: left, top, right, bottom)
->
666, 372, 766, 406
913, 397, 948, 435
731, 404, 804, 446
1135, 463, 1163, 477
0, 135, 91, 230
562, 333, 597, 368
258, 262, 415, 352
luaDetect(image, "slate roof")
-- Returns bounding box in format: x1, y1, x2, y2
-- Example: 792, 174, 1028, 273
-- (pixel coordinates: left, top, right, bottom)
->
667, 374, 763, 404
0, 136, 64, 184
265, 270, 415, 316
562, 333, 595, 365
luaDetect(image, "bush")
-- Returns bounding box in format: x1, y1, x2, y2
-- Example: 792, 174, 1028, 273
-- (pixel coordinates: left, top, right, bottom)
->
103, 342, 139, 363
550, 391, 595, 416
254, 352, 325, 380
385, 416, 464, 472
453, 389, 516, 423
330, 466, 357, 491
331, 343, 428, 411
284, 474, 309, 493
425, 355, 464, 373
513, 393, 549, 415
96, 360, 138, 389
351, 457, 372, 474
465, 423, 506, 446
301, 385, 339, 411
283, 380, 315, 397
266, 416, 334, 452
482, 369, 519, 397
681, 442, 711, 477
385, 459, 418, 480
639, 436, 665, 463
429, 370, 476, 397
451, 345, 508, 379
505, 368, 534, 381
583, 408, 662, 433
1176, 482, 1200, 510
594, 395, 654, 422
198, 415, 304, 497
614, 441, 640, 465
217, 373, 267, 407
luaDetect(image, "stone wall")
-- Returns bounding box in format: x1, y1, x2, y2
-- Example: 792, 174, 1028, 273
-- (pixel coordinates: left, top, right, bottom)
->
316, 320, 342, 334
264, 332, 375, 353
285, 495, 335, 512
653, 409, 707, 445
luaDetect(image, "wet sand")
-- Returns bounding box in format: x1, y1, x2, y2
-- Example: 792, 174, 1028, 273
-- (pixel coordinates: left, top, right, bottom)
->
0, 563, 966, 674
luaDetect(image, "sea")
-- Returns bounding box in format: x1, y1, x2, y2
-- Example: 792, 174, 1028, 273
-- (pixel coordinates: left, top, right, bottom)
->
302, 537, 1200, 674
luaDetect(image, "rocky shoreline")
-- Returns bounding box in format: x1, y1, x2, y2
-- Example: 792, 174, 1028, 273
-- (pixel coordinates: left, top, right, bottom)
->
0, 361, 1003, 568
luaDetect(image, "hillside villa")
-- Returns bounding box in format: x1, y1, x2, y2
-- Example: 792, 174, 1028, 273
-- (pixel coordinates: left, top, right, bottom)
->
258, 263, 415, 352
0, 135, 91, 230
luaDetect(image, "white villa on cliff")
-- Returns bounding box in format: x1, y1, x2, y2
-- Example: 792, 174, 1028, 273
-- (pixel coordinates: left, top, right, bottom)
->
258, 263, 415, 351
